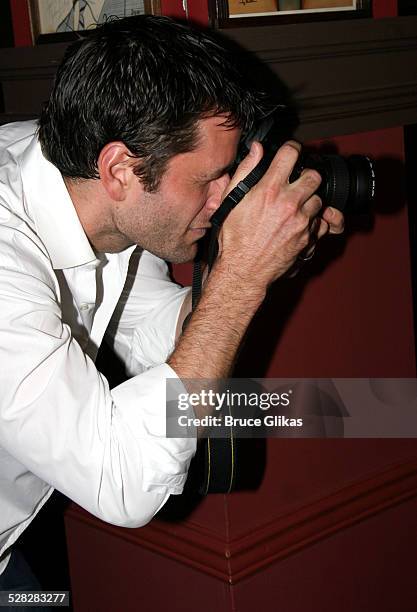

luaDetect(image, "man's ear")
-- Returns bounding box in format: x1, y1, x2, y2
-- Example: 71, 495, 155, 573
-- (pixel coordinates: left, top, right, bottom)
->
97, 142, 142, 201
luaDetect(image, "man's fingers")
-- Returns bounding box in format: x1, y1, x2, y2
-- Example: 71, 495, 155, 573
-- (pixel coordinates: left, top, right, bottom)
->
302, 194, 322, 220
223, 141, 264, 198
322, 206, 344, 234
316, 218, 330, 240
288, 168, 322, 208
300, 210, 342, 259
259, 140, 302, 187
297, 218, 326, 260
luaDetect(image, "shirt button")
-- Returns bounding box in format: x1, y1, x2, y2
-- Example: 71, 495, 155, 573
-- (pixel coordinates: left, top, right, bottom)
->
80, 303, 92, 311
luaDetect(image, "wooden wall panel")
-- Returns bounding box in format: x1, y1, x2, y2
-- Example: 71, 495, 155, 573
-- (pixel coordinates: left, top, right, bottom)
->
225, 16, 417, 141
234, 496, 417, 612
65, 455, 417, 584
2, 17, 417, 137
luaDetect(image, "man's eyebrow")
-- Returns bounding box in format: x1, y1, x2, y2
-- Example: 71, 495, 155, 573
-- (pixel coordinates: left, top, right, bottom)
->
200, 162, 235, 182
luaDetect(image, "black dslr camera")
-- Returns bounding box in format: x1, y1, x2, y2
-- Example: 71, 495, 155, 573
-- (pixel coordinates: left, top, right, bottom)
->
209, 111, 375, 231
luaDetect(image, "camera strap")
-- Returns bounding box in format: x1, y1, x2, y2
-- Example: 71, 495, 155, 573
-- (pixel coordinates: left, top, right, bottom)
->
192, 153, 273, 309
191, 186, 245, 309
191, 182, 245, 310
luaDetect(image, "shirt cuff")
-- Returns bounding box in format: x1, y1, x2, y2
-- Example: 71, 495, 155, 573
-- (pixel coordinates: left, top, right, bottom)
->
111, 362, 196, 494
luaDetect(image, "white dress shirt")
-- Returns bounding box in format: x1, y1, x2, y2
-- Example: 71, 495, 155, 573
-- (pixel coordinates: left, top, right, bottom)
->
0, 121, 196, 574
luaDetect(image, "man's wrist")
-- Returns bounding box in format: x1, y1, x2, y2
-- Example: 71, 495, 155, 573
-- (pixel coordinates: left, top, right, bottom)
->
208, 254, 267, 307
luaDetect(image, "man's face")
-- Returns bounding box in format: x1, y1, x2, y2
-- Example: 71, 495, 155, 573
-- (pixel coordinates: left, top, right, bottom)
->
114, 116, 241, 263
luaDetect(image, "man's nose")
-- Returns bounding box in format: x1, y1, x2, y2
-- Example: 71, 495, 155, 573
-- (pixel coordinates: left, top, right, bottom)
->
205, 174, 230, 214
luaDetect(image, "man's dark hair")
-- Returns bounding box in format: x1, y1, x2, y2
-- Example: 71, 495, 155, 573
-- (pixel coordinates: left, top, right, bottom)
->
38, 15, 269, 191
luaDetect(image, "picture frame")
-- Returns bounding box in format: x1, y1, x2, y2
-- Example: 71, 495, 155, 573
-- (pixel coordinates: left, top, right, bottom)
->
209, 0, 372, 28
28, 0, 161, 44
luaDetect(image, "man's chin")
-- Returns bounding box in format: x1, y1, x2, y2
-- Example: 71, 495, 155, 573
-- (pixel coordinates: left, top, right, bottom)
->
156, 243, 198, 265
169, 251, 197, 265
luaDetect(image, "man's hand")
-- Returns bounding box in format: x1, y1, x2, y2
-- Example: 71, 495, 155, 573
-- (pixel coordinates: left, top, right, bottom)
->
216, 140, 344, 288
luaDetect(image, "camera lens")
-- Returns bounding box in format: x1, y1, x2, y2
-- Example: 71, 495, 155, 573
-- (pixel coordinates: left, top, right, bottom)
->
298, 153, 375, 214
346, 155, 376, 214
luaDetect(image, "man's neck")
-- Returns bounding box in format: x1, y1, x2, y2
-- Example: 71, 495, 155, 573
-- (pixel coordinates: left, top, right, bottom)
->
63, 176, 133, 253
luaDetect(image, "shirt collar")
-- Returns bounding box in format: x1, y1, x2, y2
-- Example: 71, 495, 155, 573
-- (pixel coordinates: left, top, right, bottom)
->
19, 132, 98, 270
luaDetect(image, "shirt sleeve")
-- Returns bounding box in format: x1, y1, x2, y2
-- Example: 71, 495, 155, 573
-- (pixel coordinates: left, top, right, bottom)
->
0, 223, 195, 529
107, 248, 191, 376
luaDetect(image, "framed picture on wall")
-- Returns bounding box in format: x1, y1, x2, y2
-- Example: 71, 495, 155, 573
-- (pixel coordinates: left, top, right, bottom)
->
210, 0, 372, 27
28, 0, 161, 43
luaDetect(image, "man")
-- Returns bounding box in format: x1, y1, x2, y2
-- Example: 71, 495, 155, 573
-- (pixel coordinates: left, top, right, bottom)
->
0, 15, 343, 589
